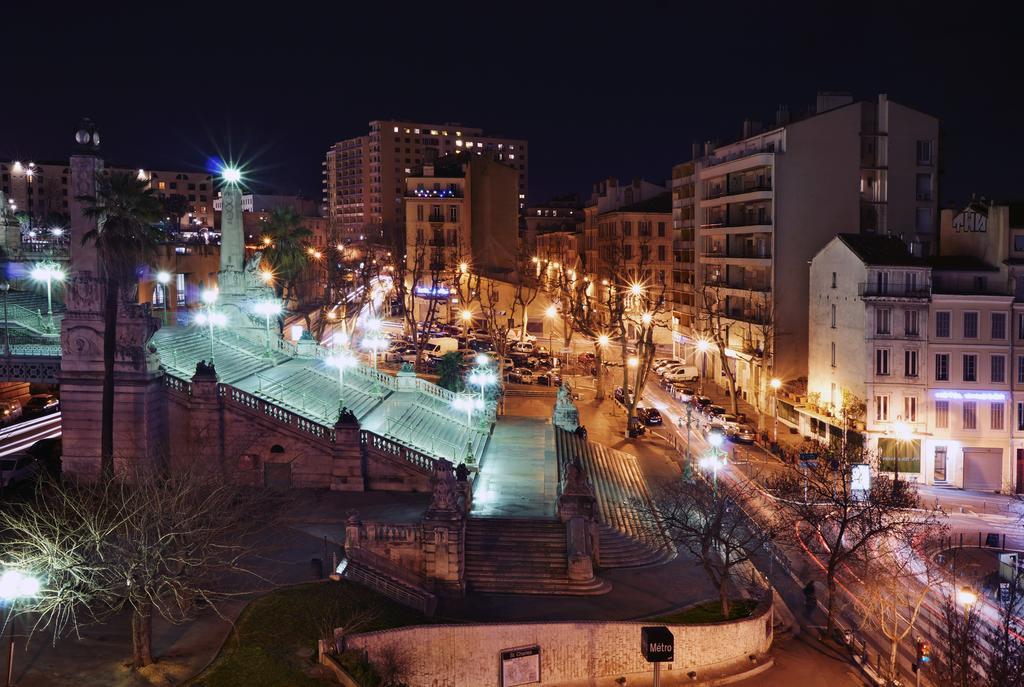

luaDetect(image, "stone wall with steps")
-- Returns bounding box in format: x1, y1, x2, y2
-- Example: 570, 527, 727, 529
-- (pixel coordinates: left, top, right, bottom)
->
463, 518, 608, 595
554, 428, 673, 568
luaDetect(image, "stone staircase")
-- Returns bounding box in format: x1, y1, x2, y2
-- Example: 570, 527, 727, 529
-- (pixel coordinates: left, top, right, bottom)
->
555, 429, 673, 568
463, 518, 609, 595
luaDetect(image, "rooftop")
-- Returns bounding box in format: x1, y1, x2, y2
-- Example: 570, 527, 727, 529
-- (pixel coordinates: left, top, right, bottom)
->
604, 192, 672, 215
837, 233, 923, 266
926, 255, 999, 272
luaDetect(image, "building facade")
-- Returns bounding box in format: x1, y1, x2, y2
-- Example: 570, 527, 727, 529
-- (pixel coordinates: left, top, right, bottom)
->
324, 120, 527, 244
807, 233, 1023, 494
1, 160, 217, 228
673, 93, 940, 413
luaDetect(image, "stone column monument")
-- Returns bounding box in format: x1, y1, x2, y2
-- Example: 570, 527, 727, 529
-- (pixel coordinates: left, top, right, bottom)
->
217, 175, 249, 323
59, 119, 167, 478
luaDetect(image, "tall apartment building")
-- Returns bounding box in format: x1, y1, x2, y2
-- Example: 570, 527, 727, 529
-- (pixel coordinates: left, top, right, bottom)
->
1, 160, 217, 227
808, 229, 1024, 495
403, 156, 519, 322
324, 120, 527, 245
673, 93, 940, 411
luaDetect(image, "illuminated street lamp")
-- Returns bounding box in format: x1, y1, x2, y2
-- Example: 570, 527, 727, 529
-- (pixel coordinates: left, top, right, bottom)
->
156, 270, 172, 325
770, 377, 782, 443
195, 288, 226, 363
0, 569, 39, 687
29, 262, 64, 332
327, 350, 357, 406
468, 367, 497, 403
362, 329, 388, 369
452, 394, 484, 427
702, 432, 726, 493
545, 305, 557, 359
460, 309, 473, 347
253, 300, 282, 355
695, 337, 711, 393
956, 587, 977, 611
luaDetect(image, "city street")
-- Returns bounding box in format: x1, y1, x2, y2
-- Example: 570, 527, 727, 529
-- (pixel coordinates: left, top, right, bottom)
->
612, 371, 1022, 686
0, 412, 61, 457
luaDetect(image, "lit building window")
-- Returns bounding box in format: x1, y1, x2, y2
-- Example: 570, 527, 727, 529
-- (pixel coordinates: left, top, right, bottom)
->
456, 140, 463, 147
393, 126, 399, 133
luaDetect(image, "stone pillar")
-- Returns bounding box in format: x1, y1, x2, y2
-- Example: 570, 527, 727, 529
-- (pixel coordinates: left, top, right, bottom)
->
395, 363, 417, 391
421, 459, 465, 595
188, 363, 224, 469
331, 407, 366, 491
60, 120, 166, 479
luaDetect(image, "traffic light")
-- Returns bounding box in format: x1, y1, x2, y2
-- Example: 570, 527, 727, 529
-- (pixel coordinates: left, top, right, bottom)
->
915, 639, 931, 665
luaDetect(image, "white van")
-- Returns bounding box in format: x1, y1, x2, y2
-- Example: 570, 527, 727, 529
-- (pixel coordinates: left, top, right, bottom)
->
662, 366, 699, 383
425, 337, 460, 357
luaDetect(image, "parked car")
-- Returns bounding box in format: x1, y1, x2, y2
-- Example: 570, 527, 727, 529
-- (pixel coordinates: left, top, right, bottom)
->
468, 338, 494, 352
508, 368, 534, 383
23, 394, 59, 417
730, 424, 756, 443
535, 370, 562, 386
578, 352, 596, 365
693, 396, 713, 408
662, 366, 700, 383
399, 347, 421, 364
0, 400, 22, 425
672, 385, 696, 403
0, 453, 38, 488
511, 341, 535, 354
636, 407, 663, 426
613, 386, 636, 404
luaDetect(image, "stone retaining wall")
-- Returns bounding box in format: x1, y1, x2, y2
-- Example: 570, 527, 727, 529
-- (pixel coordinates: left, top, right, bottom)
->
345, 600, 772, 687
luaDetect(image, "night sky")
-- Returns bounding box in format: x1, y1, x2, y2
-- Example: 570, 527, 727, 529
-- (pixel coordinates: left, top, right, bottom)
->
3, 3, 1021, 208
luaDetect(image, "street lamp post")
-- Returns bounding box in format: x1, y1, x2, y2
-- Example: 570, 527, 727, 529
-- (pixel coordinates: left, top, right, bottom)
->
0, 569, 39, 687
468, 355, 497, 404
545, 305, 557, 359
29, 262, 64, 332
253, 300, 282, 356
0, 283, 9, 356
195, 288, 226, 363
460, 309, 472, 348
327, 350, 357, 408
156, 270, 172, 326
696, 338, 710, 395
770, 378, 782, 445
362, 330, 387, 369
703, 431, 726, 494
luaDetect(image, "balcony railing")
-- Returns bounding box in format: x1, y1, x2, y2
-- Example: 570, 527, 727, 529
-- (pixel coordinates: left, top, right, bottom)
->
700, 218, 773, 229
701, 248, 772, 260
427, 213, 445, 223
858, 282, 930, 298
704, 184, 773, 200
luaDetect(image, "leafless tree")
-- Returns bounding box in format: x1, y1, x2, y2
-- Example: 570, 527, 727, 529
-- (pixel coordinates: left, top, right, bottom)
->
984, 567, 1024, 687
853, 529, 945, 682
0, 465, 282, 669
934, 586, 984, 687
647, 472, 777, 618
392, 227, 447, 370
765, 441, 939, 633
696, 284, 742, 415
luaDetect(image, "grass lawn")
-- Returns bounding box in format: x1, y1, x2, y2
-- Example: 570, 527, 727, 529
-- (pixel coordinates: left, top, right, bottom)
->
192, 581, 428, 687
648, 598, 758, 624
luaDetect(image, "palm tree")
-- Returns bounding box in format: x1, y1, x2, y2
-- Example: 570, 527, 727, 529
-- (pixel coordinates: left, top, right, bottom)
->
261, 207, 312, 306
79, 172, 162, 480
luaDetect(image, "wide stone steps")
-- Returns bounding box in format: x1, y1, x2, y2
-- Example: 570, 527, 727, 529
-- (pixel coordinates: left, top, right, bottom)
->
463, 518, 610, 595
380, 399, 489, 464
555, 429, 673, 568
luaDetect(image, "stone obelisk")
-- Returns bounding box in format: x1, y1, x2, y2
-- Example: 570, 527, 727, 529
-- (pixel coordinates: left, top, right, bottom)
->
218, 176, 245, 298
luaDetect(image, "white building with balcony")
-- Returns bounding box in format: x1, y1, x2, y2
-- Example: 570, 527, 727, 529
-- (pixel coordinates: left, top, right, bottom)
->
808, 234, 1021, 494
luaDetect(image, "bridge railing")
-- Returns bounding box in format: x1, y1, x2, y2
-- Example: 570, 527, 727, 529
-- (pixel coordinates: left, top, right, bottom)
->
223, 385, 338, 444
360, 430, 436, 474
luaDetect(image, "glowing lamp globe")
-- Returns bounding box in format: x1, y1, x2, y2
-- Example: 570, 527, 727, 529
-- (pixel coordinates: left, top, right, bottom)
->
221, 166, 242, 184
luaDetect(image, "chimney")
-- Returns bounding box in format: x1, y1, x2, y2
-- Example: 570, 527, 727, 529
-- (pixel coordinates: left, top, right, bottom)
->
775, 105, 790, 127
742, 119, 763, 138
815, 91, 854, 114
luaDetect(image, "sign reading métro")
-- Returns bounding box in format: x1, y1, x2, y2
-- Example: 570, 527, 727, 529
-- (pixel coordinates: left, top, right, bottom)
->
641, 626, 674, 663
